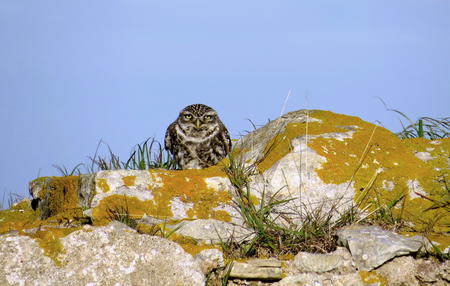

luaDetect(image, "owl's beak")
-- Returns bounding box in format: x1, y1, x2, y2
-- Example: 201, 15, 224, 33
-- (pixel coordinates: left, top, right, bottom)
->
196, 119, 201, 128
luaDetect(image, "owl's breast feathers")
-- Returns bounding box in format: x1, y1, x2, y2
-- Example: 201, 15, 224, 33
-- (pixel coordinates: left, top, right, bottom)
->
164, 114, 231, 169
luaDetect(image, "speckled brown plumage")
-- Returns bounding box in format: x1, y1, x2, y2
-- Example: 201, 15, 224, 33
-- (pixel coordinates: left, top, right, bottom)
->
165, 104, 231, 169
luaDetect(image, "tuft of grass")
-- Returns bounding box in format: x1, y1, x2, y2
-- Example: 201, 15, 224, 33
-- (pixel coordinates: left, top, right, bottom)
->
221, 150, 356, 259
52, 137, 177, 176
89, 138, 177, 171
221, 261, 233, 286
396, 116, 449, 140
378, 98, 449, 139
427, 241, 450, 262
52, 163, 84, 177
362, 193, 407, 231
106, 197, 138, 229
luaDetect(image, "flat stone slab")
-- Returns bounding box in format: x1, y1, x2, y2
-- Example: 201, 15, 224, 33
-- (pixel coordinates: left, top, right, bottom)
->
294, 251, 343, 273
337, 225, 423, 270
165, 219, 253, 244
230, 258, 282, 280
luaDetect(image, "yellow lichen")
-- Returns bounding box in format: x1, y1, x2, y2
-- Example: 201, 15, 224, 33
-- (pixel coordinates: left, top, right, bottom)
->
359, 271, 387, 285
256, 110, 449, 243
166, 231, 221, 256
122, 175, 136, 187
0, 201, 40, 235
278, 253, 295, 261
37, 176, 85, 222
92, 195, 154, 225
91, 166, 233, 225
136, 223, 162, 235
28, 227, 81, 267
178, 242, 220, 257
97, 178, 110, 193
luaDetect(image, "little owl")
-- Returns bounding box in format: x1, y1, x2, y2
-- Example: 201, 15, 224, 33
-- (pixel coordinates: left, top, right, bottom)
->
165, 104, 232, 169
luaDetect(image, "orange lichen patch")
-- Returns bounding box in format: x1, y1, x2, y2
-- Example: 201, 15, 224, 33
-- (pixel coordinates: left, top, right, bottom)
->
179, 242, 221, 257
91, 167, 234, 225
31, 176, 83, 221
278, 253, 295, 261
359, 271, 387, 285
136, 223, 162, 236
122, 175, 136, 187
147, 168, 232, 221
0, 201, 40, 234
27, 226, 81, 267
256, 110, 353, 173
258, 116, 346, 172
425, 233, 450, 252
91, 195, 154, 226
403, 137, 450, 170
257, 110, 449, 235
167, 231, 221, 256
97, 178, 110, 193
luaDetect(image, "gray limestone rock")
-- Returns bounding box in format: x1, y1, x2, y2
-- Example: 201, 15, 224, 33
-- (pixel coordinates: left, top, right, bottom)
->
273, 273, 365, 286
235, 110, 358, 226
194, 248, 224, 274
337, 225, 423, 270
166, 218, 254, 244
294, 251, 344, 273
78, 173, 96, 208
375, 256, 419, 286
0, 234, 57, 286
230, 258, 282, 280
0, 221, 205, 286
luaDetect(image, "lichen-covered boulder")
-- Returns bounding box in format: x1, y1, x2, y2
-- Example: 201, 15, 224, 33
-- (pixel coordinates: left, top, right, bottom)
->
0, 221, 205, 286
89, 168, 238, 225
235, 110, 449, 250
29, 168, 246, 244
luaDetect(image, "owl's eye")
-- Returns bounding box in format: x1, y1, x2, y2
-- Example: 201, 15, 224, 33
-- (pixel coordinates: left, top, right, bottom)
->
204, 115, 212, 120
184, 114, 192, 119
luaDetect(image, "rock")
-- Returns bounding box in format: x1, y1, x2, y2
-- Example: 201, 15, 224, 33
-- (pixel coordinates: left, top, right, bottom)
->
235, 110, 450, 240
375, 256, 419, 286
229, 258, 282, 280
337, 225, 423, 270
194, 248, 224, 274
166, 218, 254, 244
293, 248, 352, 273
0, 234, 57, 286
417, 259, 450, 285
440, 260, 450, 282
371, 256, 450, 286
29, 175, 85, 220
415, 259, 440, 283
273, 273, 365, 286
0, 221, 205, 286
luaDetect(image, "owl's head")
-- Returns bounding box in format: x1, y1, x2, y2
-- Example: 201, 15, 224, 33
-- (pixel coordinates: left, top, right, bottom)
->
177, 104, 220, 135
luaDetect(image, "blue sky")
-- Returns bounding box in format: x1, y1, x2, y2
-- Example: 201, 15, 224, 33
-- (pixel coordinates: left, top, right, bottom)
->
1, 1, 449, 203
